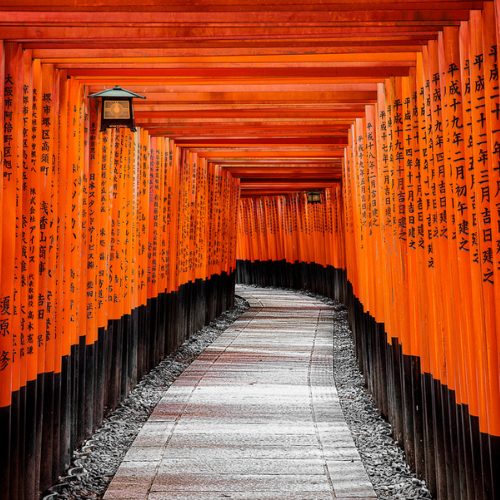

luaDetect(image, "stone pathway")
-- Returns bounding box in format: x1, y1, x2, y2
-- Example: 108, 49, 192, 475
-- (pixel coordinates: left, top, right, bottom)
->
104, 286, 377, 500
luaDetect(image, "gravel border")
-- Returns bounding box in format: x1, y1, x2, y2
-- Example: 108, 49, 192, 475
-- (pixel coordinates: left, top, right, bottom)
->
44, 287, 434, 500
42, 296, 250, 500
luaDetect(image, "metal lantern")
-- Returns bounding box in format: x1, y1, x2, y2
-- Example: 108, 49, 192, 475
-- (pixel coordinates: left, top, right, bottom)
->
307, 190, 322, 204
88, 85, 146, 132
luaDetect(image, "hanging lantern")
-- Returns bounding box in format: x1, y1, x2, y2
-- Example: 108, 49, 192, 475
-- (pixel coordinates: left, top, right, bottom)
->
307, 190, 322, 204
88, 85, 146, 132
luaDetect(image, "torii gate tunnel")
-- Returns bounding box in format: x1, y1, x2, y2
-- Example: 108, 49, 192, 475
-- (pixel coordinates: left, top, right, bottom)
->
0, 1, 499, 499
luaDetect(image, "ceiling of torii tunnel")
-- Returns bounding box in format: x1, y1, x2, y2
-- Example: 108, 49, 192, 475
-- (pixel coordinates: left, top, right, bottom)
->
0, 0, 485, 197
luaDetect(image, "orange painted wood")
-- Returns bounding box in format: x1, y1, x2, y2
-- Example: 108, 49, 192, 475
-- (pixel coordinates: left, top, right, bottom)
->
480, 1, 500, 437
0, 43, 21, 404
0, 25, 450, 41
0, 9, 476, 25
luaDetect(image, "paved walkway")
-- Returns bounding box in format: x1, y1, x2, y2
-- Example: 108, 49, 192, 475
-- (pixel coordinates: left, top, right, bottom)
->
104, 286, 377, 500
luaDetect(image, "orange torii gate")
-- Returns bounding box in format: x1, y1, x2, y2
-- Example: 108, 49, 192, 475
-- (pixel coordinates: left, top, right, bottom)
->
0, 1, 499, 500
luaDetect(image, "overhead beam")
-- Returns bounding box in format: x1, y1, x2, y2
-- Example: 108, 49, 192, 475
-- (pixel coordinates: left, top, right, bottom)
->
226, 168, 342, 179
0, 25, 448, 41
128, 91, 378, 104
0, 8, 476, 23
65, 67, 412, 78
0, 0, 482, 10
173, 138, 348, 145
240, 181, 341, 189
134, 109, 365, 119
26, 39, 434, 55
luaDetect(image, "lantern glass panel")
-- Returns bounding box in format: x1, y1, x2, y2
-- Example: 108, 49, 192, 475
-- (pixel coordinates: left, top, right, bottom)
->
104, 100, 131, 119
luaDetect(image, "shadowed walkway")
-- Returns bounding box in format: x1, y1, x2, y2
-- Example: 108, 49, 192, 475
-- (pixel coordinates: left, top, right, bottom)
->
104, 286, 377, 500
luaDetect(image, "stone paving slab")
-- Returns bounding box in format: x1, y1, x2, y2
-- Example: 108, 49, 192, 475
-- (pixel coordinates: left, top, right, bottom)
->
104, 286, 376, 500
165, 433, 321, 448
150, 473, 333, 492
159, 447, 326, 460
156, 457, 326, 474
147, 493, 339, 500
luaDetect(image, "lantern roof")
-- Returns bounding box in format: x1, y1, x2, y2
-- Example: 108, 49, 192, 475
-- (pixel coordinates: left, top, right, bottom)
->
88, 85, 146, 100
